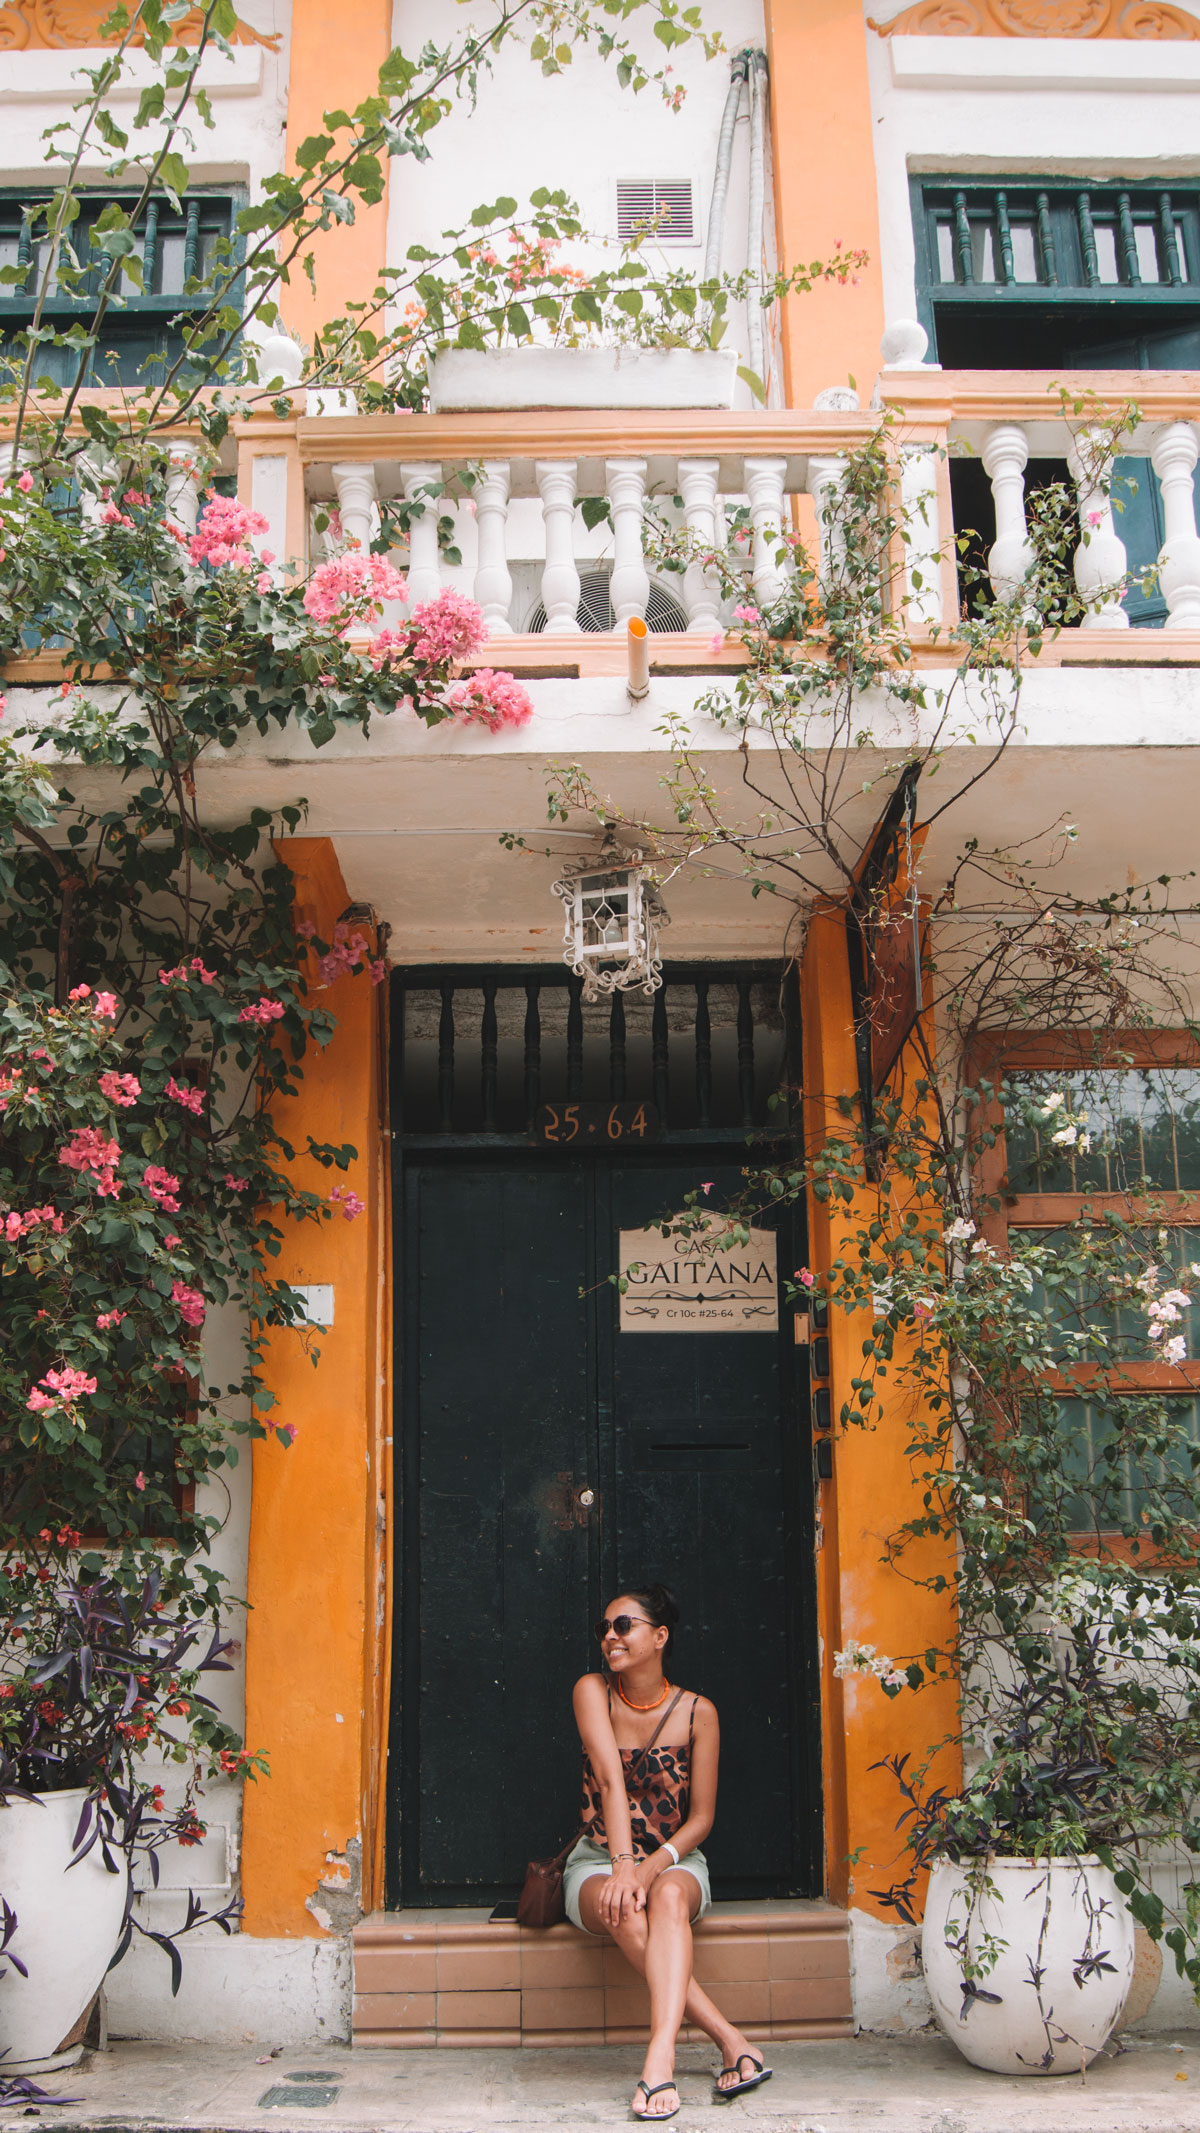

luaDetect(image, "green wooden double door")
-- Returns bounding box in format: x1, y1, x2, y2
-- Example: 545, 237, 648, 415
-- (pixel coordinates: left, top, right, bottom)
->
390, 1152, 821, 1907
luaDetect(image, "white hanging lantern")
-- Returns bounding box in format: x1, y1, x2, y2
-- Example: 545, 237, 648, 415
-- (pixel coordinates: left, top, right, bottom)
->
552, 847, 668, 1001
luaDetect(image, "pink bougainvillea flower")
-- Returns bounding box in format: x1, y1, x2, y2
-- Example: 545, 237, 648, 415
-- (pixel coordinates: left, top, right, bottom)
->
700, 1181, 714, 1195
92, 992, 118, 1021
794, 1267, 816, 1289
369, 959, 387, 985
164, 1232, 182, 1249
99, 1070, 140, 1107
96, 1308, 126, 1330
3, 1205, 64, 1242
303, 551, 407, 627
409, 586, 488, 666
732, 604, 761, 625
26, 1365, 98, 1414
188, 490, 270, 571
330, 1184, 366, 1221
135, 1472, 146, 1492
68, 983, 91, 1002
143, 1164, 182, 1213
223, 1173, 249, 1193
158, 956, 217, 987
296, 918, 317, 940
238, 997, 285, 1025
445, 667, 533, 732
58, 1126, 121, 1197
318, 921, 370, 986
99, 502, 134, 530
256, 572, 272, 594
171, 1279, 206, 1329
16, 471, 33, 493
708, 632, 724, 653
165, 1075, 205, 1116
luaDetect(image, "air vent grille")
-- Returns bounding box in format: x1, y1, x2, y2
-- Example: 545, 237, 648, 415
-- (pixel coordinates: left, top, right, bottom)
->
617, 180, 695, 245
528, 568, 688, 635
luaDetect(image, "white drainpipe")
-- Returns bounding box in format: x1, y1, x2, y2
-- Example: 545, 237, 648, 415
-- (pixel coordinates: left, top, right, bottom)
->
704, 49, 750, 279
744, 49, 770, 388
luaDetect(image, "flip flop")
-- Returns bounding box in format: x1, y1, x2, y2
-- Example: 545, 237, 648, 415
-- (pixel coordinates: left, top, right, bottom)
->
632, 2078, 681, 2121
714, 2053, 774, 2100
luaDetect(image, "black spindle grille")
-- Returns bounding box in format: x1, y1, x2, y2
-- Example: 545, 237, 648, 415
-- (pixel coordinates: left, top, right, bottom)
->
391, 965, 796, 1146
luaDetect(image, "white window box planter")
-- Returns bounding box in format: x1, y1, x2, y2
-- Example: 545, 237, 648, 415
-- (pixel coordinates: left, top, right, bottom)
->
426, 345, 737, 412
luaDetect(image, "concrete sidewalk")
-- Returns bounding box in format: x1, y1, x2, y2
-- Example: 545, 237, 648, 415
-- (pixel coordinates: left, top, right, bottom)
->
5, 2032, 1198, 2133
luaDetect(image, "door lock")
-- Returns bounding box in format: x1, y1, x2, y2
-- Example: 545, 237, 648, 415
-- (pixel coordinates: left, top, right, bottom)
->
577, 1488, 596, 1508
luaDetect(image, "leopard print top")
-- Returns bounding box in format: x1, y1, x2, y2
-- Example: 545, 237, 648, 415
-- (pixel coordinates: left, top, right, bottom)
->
580, 1687, 699, 1857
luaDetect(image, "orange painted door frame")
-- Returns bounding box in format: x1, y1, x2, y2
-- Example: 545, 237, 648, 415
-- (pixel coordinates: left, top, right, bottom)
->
801, 906, 959, 1914
241, 838, 391, 1935
762, 0, 887, 410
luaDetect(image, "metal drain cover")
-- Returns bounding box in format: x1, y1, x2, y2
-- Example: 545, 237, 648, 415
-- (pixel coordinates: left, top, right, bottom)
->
257, 2085, 341, 2109
284, 2073, 340, 2084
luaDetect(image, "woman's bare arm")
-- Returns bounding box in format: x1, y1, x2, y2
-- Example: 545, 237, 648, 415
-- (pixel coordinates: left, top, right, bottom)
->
572, 1673, 645, 1923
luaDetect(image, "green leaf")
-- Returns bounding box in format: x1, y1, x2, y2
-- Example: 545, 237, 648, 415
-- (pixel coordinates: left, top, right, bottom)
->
737, 365, 767, 405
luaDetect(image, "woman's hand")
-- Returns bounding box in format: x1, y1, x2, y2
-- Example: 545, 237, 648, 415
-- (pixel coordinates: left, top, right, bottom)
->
598, 1859, 645, 1928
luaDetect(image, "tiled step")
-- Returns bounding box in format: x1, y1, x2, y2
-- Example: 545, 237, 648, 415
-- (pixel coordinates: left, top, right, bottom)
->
353, 1900, 853, 2048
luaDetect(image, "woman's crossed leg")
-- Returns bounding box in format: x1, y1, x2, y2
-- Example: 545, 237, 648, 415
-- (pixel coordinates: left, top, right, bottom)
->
578, 1869, 761, 2117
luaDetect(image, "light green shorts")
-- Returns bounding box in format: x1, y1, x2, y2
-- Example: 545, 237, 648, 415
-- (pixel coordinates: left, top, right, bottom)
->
562, 1833, 712, 1934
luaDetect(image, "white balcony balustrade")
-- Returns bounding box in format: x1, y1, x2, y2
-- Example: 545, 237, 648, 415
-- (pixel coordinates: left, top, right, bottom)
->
27, 365, 1200, 648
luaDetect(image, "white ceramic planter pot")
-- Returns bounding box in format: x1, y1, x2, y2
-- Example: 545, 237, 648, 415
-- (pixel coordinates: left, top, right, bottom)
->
0, 1790, 129, 2072
922, 1855, 1134, 2076
427, 345, 738, 412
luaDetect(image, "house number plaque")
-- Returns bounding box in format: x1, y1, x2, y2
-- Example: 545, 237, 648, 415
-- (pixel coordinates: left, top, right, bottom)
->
532, 1101, 660, 1145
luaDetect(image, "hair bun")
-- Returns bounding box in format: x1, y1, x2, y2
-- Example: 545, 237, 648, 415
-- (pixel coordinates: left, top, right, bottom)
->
643, 1582, 680, 1627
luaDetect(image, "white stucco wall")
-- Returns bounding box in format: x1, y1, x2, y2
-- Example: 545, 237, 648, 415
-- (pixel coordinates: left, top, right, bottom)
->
388, 0, 772, 399
0, 1, 289, 208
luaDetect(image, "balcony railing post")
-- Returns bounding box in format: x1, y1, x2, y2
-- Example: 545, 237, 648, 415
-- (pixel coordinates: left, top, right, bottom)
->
535, 460, 582, 631
677, 457, 723, 630
474, 461, 513, 635
900, 445, 942, 630
165, 442, 202, 537
1067, 428, 1130, 631
743, 455, 789, 611
806, 455, 847, 588
331, 461, 377, 556
981, 423, 1034, 606
1150, 421, 1200, 629
605, 457, 650, 630
400, 462, 444, 607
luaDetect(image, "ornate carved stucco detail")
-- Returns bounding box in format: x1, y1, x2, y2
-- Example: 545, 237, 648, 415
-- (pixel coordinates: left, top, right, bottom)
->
0, 0, 277, 49
870, 0, 1200, 36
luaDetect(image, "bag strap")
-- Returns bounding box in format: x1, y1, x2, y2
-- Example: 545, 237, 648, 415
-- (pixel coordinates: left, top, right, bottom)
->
633, 1686, 686, 1770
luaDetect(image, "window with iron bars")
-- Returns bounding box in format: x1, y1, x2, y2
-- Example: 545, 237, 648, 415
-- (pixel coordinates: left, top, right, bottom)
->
912, 178, 1200, 626
0, 190, 239, 388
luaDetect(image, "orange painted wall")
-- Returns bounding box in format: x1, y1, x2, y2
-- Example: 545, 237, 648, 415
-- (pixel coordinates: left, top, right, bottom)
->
763, 0, 886, 410
281, 0, 394, 351
801, 909, 959, 1914
241, 838, 391, 1935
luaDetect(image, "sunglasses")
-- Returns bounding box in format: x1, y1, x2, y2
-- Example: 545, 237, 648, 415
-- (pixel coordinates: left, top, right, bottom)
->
593, 1614, 655, 1642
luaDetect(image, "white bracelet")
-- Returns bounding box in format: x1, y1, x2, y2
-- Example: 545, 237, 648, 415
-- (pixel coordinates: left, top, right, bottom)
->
660, 1841, 680, 1867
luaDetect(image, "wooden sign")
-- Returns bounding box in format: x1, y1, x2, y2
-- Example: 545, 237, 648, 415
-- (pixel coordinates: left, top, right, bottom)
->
532, 1101, 659, 1146
618, 1218, 779, 1332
